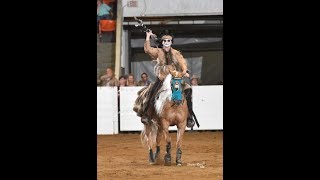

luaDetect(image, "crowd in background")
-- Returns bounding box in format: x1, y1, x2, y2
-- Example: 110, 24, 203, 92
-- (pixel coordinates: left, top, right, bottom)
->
97, 67, 201, 87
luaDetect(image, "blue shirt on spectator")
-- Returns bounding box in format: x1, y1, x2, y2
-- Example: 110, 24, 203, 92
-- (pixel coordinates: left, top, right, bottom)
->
97, 3, 111, 16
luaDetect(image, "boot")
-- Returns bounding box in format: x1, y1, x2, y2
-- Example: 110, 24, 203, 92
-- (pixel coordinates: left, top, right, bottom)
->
187, 114, 195, 128
184, 88, 195, 128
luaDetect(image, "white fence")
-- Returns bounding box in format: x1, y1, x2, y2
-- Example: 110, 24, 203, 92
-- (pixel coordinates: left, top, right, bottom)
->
97, 87, 118, 134
97, 86, 223, 134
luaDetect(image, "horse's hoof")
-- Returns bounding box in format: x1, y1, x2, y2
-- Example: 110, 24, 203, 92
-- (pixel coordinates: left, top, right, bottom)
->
153, 157, 159, 164
164, 155, 171, 166
149, 162, 156, 165
177, 163, 182, 166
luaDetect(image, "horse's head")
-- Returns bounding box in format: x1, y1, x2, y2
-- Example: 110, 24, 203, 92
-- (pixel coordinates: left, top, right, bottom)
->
169, 69, 184, 79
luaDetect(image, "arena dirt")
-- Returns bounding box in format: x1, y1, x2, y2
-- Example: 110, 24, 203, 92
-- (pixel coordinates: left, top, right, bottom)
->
98, 131, 223, 180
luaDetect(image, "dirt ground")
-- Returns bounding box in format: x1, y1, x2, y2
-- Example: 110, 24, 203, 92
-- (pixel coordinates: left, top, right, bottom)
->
97, 131, 223, 180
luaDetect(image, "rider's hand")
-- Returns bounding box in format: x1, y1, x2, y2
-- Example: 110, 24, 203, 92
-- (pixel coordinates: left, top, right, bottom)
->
146, 30, 153, 38
184, 73, 190, 78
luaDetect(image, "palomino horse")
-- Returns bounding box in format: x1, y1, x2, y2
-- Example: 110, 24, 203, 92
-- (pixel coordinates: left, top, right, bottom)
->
140, 73, 189, 166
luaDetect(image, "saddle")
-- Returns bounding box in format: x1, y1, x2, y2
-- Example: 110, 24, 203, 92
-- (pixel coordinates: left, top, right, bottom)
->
134, 75, 185, 117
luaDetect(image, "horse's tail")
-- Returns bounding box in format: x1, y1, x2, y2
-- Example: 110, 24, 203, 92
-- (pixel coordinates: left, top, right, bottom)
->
140, 120, 158, 148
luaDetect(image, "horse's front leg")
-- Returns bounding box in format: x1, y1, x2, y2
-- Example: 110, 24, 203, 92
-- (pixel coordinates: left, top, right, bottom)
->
162, 121, 171, 166
144, 124, 155, 165
148, 148, 155, 165
176, 127, 186, 166
154, 126, 162, 164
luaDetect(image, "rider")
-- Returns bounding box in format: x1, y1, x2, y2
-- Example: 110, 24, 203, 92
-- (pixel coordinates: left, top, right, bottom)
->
136, 29, 197, 128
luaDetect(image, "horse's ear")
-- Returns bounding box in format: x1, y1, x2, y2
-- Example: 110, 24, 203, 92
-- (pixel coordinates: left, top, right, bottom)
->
170, 70, 180, 78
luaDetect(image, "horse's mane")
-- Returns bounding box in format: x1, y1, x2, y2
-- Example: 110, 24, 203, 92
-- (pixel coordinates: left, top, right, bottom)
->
154, 74, 172, 115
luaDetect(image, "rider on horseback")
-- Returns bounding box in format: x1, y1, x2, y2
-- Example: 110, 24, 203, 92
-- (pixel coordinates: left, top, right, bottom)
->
133, 29, 197, 128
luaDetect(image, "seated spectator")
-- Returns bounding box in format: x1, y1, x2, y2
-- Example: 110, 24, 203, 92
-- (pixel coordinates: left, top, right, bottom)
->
117, 75, 127, 97
137, 72, 151, 86
97, 78, 102, 86
100, 67, 119, 86
190, 75, 201, 86
118, 75, 127, 87
126, 74, 137, 86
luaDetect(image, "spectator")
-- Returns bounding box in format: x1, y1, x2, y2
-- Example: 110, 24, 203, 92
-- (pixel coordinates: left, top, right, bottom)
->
117, 75, 127, 98
137, 72, 151, 86
100, 67, 119, 86
118, 75, 127, 87
97, 77, 102, 86
190, 75, 201, 86
126, 74, 137, 86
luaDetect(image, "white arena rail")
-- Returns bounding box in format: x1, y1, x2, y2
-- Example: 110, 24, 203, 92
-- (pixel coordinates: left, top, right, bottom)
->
97, 85, 223, 134
97, 87, 118, 134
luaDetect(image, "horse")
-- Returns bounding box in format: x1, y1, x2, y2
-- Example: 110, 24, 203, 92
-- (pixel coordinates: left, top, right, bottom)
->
140, 73, 189, 166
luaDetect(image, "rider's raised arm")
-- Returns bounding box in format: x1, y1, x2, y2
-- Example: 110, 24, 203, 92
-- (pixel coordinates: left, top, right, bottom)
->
144, 31, 159, 60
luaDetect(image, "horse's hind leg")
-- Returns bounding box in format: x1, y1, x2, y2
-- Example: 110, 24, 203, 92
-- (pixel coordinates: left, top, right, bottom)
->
176, 127, 186, 166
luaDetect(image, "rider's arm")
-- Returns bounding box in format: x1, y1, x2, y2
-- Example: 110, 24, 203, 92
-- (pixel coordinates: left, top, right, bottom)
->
144, 31, 159, 60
